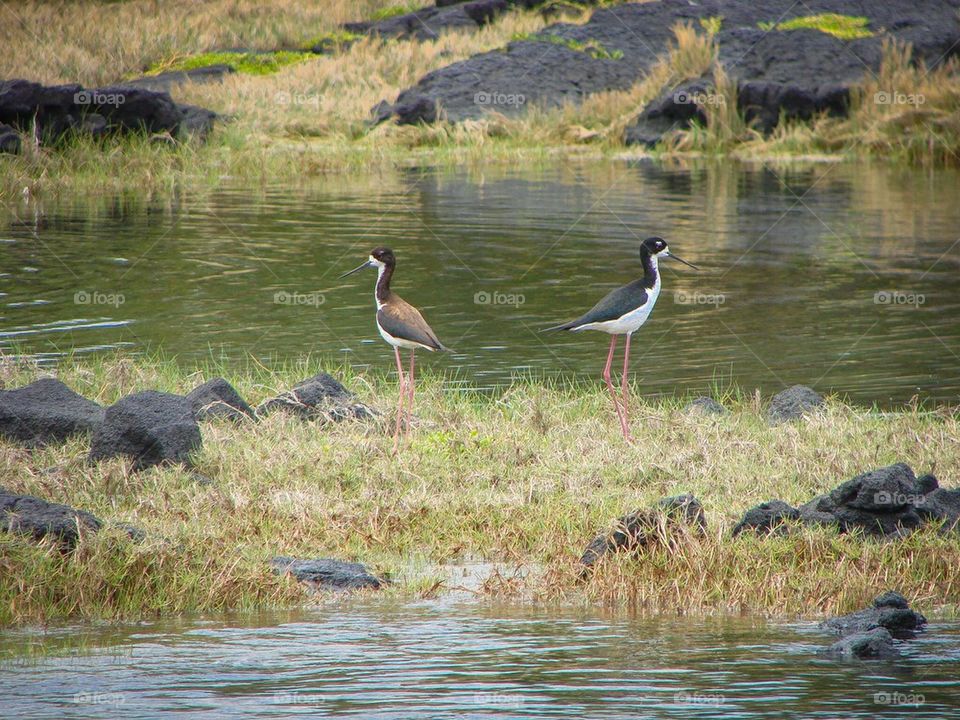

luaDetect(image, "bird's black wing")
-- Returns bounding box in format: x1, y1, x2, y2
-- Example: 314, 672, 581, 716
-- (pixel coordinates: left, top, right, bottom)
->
545, 280, 649, 331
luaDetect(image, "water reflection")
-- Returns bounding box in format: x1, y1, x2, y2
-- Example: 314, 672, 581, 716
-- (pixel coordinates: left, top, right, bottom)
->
1, 601, 957, 718
2, 160, 958, 405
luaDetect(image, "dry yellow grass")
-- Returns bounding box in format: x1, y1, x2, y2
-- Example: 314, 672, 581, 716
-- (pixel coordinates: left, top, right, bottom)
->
1, 357, 958, 624
0, 0, 413, 86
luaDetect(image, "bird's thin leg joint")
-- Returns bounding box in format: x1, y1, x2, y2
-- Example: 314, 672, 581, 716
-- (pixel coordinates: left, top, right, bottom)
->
406, 350, 416, 431
393, 346, 406, 450
602, 335, 630, 439
621, 332, 632, 428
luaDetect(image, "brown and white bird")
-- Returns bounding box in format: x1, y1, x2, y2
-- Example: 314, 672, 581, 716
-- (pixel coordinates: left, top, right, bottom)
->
340, 247, 449, 448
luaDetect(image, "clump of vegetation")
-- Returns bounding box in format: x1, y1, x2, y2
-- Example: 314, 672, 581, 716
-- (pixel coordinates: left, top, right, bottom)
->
0, 355, 958, 625
370, 2, 421, 22
698, 15, 723, 36
301, 29, 365, 51
759, 13, 873, 40
149, 50, 315, 76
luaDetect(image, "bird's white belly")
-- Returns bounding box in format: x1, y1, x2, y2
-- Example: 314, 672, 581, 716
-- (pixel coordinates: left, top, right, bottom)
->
578, 281, 661, 335
378, 322, 418, 350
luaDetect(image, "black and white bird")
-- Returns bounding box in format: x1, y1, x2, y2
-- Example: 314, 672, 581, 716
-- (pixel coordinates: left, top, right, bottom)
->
340, 247, 449, 449
544, 236, 697, 440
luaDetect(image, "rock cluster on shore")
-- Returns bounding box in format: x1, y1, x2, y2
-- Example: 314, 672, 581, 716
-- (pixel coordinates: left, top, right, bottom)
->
0, 372, 372, 470
0, 78, 217, 153
0, 372, 374, 556
270, 556, 387, 591
373, 0, 960, 144
580, 494, 707, 569
732, 463, 960, 538
0, 485, 102, 550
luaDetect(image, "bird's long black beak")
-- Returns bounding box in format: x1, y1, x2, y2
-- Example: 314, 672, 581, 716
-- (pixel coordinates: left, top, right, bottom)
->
339, 260, 372, 279
665, 251, 698, 270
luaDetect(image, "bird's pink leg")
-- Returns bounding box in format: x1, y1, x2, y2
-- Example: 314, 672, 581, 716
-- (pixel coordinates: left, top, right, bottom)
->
621, 332, 632, 433
393, 346, 406, 451
406, 350, 416, 432
602, 335, 630, 439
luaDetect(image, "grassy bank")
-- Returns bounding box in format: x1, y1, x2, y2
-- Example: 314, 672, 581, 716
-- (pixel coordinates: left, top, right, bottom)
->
3, 1, 959, 201
1, 356, 959, 625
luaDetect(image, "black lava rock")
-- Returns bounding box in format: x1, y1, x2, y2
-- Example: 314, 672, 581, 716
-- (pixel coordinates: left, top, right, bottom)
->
0, 78, 217, 145
799, 463, 927, 536
0, 378, 104, 446
821, 591, 927, 639
731, 500, 800, 536
916, 486, 960, 530
124, 65, 236, 94
186, 377, 255, 423
257, 373, 374, 422
270, 556, 386, 590
580, 493, 706, 568
819, 627, 900, 660
0, 122, 20, 154
175, 103, 218, 139
375, 0, 960, 133
624, 75, 714, 147
733, 464, 955, 539
332, 0, 566, 50
89, 391, 201, 470
0, 487, 102, 549
683, 396, 728, 416
766, 384, 824, 424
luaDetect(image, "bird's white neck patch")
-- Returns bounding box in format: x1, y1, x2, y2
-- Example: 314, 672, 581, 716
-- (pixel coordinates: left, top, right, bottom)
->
372, 257, 387, 308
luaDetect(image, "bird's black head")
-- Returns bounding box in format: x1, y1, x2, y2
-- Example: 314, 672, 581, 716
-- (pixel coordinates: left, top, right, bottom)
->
642, 236, 669, 257
641, 236, 698, 270
339, 247, 396, 279
370, 247, 396, 267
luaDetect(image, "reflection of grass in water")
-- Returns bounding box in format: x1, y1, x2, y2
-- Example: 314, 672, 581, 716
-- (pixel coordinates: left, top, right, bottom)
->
1, 355, 958, 625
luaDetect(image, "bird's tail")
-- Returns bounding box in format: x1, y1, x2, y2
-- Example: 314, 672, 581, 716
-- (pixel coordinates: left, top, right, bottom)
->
540, 320, 577, 332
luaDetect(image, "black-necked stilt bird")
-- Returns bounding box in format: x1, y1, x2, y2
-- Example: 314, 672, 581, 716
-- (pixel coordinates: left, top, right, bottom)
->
544, 236, 697, 440
340, 247, 449, 448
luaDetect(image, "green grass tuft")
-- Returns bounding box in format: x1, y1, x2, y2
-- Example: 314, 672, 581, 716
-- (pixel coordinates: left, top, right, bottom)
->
698, 16, 723, 36
149, 50, 315, 76
765, 13, 874, 40
301, 29, 365, 50
369, 2, 421, 22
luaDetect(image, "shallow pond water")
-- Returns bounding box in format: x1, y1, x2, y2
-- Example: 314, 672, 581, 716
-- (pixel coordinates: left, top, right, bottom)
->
2, 599, 958, 719
2, 160, 959, 405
